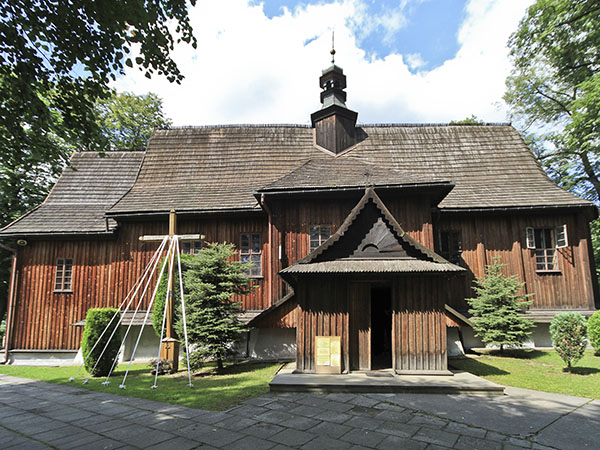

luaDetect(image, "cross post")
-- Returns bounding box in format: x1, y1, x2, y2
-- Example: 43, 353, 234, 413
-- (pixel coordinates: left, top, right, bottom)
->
138, 211, 204, 373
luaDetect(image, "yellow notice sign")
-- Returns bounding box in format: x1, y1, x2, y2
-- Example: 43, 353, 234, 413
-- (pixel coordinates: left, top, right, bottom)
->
315, 336, 341, 374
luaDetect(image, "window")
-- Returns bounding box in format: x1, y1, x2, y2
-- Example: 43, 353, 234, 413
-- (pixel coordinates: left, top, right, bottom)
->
309, 225, 331, 252
241, 233, 262, 277
54, 258, 73, 292
181, 241, 202, 255
438, 230, 462, 265
526, 225, 568, 272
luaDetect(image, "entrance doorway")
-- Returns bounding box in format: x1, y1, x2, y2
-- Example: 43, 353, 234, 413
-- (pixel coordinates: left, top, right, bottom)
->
371, 286, 392, 370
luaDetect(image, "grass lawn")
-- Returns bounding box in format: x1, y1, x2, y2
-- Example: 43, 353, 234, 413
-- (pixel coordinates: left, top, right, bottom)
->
0, 361, 282, 411
450, 349, 600, 399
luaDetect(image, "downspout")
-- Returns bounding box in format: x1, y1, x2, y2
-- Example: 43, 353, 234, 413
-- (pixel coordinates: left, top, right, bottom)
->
0, 243, 17, 364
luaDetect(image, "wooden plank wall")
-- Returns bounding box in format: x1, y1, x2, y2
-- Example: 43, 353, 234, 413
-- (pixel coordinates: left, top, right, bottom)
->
437, 212, 597, 312
11, 215, 268, 350
393, 276, 447, 372
296, 277, 349, 373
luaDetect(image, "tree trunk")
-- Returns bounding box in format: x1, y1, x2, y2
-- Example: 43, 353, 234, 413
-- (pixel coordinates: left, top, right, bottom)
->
217, 357, 223, 371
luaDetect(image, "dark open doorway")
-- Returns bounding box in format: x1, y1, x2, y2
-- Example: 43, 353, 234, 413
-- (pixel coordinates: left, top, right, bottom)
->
370, 286, 392, 370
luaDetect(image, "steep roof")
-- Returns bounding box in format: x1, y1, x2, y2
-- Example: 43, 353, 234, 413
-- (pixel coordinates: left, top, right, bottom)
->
280, 188, 464, 278
0, 152, 144, 236
108, 124, 588, 216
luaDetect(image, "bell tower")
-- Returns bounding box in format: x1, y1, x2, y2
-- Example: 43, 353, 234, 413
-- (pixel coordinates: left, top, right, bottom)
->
310, 40, 358, 154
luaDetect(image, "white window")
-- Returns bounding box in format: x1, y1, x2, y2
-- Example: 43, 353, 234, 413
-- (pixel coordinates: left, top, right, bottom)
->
525, 225, 568, 271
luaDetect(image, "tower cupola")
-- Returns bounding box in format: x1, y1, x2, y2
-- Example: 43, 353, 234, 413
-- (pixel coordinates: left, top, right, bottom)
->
310, 44, 358, 154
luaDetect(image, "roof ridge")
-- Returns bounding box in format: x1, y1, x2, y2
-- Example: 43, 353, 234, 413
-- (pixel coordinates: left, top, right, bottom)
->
158, 124, 312, 130
156, 122, 512, 130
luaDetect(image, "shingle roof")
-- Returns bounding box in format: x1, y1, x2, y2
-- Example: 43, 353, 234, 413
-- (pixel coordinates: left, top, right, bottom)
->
260, 157, 451, 192
108, 124, 588, 216
0, 152, 144, 236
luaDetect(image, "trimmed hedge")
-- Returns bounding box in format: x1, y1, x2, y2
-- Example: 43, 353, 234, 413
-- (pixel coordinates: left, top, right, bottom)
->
81, 308, 121, 376
588, 310, 600, 356
549, 312, 587, 369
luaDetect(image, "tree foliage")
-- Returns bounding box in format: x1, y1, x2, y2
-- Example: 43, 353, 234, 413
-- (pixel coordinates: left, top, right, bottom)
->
449, 115, 485, 125
81, 308, 121, 377
96, 91, 172, 151
0, 0, 193, 324
467, 258, 534, 352
549, 312, 588, 369
588, 310, 600, 355
505, 0, 600, 202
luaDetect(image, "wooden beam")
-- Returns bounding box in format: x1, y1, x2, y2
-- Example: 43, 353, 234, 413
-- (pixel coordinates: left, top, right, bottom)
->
139, 234, 204, 242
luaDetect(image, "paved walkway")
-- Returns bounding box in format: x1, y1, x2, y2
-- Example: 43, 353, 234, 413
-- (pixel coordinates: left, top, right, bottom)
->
0, 374, 598, 449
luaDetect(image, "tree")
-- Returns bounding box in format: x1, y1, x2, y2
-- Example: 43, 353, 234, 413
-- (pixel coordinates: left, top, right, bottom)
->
95, 91, 172, 151
588, 310, 600, 355
549, 312, 588, 369
164, 243, 253, 370
449, 115, 485, 125
505, 0, 600, 202
0, 0, 194, 324
467, 258, 534, 352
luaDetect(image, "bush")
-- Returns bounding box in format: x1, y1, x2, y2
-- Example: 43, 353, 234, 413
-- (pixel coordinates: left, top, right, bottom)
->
549, 312, 587, 369
588, 310, 600, 356
81, 308, 122, 377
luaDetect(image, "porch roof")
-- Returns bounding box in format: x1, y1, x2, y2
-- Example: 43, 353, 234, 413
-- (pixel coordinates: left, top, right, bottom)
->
280, 259, 462, 274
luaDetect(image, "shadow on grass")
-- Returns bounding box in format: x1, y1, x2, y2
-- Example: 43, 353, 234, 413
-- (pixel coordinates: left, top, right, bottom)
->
192, 361, 279, 378
449, 358, 510, 376
481, 349, 547, 359
564, 366, 600, 375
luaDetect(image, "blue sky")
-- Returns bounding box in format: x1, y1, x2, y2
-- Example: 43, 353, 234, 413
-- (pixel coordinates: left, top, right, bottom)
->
261, 0, 467, 72
115, 0, 532, 126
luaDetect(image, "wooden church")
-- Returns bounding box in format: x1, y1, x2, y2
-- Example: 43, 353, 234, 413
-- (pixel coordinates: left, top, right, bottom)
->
1, 59, 598, 373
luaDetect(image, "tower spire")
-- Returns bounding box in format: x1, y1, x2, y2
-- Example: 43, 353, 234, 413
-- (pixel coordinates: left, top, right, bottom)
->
331, 31, 336, 64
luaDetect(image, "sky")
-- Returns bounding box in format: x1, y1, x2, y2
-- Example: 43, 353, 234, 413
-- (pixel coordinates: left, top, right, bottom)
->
113, 0, 533, 126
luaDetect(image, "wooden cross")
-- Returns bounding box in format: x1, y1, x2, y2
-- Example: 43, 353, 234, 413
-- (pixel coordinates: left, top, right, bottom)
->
139, 210, 204, 372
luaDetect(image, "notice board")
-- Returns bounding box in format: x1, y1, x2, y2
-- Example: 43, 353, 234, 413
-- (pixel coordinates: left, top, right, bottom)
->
315, 336, 342, 374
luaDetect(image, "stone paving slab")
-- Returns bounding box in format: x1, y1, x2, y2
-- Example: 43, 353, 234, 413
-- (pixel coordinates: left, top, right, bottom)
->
0, 373, 596, 449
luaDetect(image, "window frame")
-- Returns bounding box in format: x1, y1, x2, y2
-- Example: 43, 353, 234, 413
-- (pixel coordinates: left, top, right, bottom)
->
309, 224, 331, 253
54, 258, 73, 293
526, 225, 567, 272
240, 232, 262, 278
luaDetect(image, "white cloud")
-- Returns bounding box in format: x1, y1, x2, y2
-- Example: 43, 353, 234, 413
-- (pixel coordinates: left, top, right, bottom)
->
113, 0, 533, 126
404, 53, 426, 70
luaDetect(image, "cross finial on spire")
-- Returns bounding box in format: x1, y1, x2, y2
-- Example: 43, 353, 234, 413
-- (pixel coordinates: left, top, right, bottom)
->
330, 30, 336, 64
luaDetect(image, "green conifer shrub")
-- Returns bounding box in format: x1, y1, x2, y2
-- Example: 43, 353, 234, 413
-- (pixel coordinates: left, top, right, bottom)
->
467, 258, 534, 352
182, 242, 253, 370
588, 310, 600, 356
81, 308, 121, 376
550, 312, 588, 369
